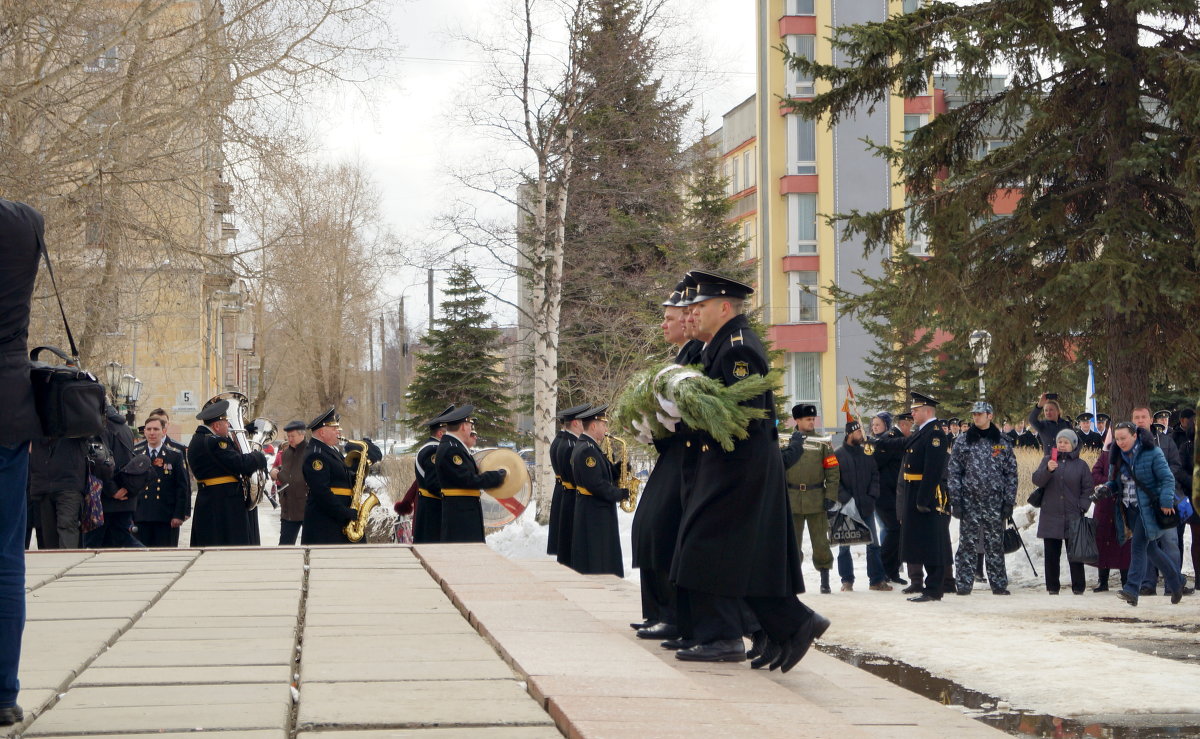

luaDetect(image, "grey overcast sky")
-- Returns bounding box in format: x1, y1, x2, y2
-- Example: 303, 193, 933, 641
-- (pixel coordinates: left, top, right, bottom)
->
310, 0, 756, 333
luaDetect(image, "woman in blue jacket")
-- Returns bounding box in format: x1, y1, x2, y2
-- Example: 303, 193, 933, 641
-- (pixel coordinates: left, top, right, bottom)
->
1099, 422, 1183, 606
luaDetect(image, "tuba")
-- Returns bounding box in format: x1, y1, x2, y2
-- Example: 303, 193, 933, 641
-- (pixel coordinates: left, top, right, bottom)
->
602, 434, 641, 513
340, 436, 380, 543
202, 392, 276, 510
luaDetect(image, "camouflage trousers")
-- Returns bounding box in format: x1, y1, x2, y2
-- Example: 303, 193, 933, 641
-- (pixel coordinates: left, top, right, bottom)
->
954, 501, 1008, 591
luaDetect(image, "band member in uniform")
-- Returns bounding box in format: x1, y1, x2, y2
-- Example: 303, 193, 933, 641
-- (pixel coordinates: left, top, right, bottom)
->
631, 282, 691, 638
413, 405, 454, 544
133, 416, 191, 547
300, 408, 359, 545
187, 400, 268, 547
555, 406, 589, 566
548, 403, 591, 557
781, 403, 840, 594
898, 391, 953, 602
569, 405, 628, 577
436, 405, 507, 542
870, 411, 909, 585
671, 271, 827, 672
1076, 413, 1103, 450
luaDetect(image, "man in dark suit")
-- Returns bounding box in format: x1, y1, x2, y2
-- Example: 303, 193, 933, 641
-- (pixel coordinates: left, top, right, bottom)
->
187, 400, 267, 546
134, 416, 191, 547
412, 406, 453, 544
898, 391, 953, 602
670, 271, 827, 673
301, 408, 359, 545
547, 403, 589, 557
0, 198, 44, 727
435, 405, 507, 543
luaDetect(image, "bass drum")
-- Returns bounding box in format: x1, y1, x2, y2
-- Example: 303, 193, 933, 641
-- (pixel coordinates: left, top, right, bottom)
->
473, 447, 533, 531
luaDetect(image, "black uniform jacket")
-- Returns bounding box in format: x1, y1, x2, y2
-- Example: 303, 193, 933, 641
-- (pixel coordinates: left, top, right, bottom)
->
872, 428, 906, 511
670, 314, 805, 598
412, 437, 442, 544
569, 433, 625, 577
436, 433, 505, 543
133, 441, 191, 523
554, 432, 581, 566
898, 420, 953, 566
187, 425, 266, 547
546, 429, 569, 556
301, 437, 358, 545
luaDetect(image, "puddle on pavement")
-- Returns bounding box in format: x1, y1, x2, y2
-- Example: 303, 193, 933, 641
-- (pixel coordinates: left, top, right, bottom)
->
818, 644, 1198, 738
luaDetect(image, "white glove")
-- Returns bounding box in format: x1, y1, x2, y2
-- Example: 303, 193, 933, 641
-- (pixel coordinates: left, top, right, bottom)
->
655, 392, 681, 419
633, 416, 655, 444
655, 410, 681, 432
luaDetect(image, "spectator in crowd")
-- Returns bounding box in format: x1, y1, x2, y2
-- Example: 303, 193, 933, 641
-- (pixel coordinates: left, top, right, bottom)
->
1099, 422, 1185, 606
133, 416, 190, 547
869, 411, 907, 585
1089, 429, 1130, 592
1130, 407, 1188, 596
85, 406, 144, 549
834, 421, 886, 591
27, 436, 88, 549
1031, 429, 1091, 595
1167, 409, 1198, 579
1028, 393, 1073, 452
947, 401, 1017, 595
1, 197, 44, 727
271, 420, 310, 546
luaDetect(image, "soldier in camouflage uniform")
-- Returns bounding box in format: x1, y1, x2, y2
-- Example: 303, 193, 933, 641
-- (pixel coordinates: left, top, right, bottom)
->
946, 401, 1017, 595
782, 404, 840, 594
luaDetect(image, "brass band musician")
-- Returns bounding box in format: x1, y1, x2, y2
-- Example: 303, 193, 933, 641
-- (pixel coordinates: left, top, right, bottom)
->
187, 400, 268, 547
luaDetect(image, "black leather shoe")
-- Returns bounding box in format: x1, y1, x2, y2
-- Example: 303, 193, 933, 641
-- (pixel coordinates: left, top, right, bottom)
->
1139, 586, 1157, 596
750, 638, 780, 669
1172, 587, 1184, 605
631, 619, 656, 630
745, 630, 767, 660
637, 622, 679, 640
901, 583, 922, 594
772, 613, 832, 673
1092, 584, 1109, 592
0, 704, 23, 727
889, 575, 908, 586
907, 594, 941, 602
991, 588, 1011, 595
675, 639, 747, 663
1117, 590, 1138, 607
660, 637, 696, 650
955, 588, 971, 596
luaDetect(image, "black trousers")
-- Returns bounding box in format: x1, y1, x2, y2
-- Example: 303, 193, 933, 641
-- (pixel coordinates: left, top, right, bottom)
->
639, 566, 676, 624
876, 506, 902, 578
279, 519, 302, 546
922, 563, 947, 599
1043, 537, 1085, 593
136, 521, 178, 548
678, 586, 810, 644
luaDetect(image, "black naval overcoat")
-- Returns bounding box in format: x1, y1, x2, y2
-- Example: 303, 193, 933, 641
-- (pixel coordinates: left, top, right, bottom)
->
670, 315, 805, 597
133, 442, 191, 523
897, 420, 953, 567
436, 434, 505, 543
545, 429, 570, 556
187, 425, 266, 547
569, 433, 626, 577
630, 340, 702, 573
554, 433, 581, 566
301, 437, 358, 545
412, 437, 443, 544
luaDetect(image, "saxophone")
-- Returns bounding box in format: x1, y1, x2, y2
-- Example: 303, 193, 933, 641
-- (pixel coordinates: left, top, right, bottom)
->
603, 434, 642, 513
340, 436, 380, 543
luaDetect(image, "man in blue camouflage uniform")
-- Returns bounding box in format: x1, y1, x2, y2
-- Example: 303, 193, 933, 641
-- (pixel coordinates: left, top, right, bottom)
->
946, 401, 1017, 595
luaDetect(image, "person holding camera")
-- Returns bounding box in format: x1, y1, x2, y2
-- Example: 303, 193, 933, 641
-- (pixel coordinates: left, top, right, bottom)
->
1095, 422, 1185, 606
1028, 393, 1073, 453
1032, 429, 1092, 594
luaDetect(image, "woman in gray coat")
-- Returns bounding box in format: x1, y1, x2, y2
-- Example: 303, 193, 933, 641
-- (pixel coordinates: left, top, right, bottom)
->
1032, 429, 1092, 594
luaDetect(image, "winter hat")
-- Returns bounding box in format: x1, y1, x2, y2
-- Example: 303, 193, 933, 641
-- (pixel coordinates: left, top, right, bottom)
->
1056, 428, 1079, 450
845, 421, 861, 435
875, 411, 893, 429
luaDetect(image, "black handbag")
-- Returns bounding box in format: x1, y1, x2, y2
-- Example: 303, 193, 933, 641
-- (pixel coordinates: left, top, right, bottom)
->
1027, 487, 1045, 508
28, 237, 106, 438
1002, 520, 1022, 554
1126, 460, 1181, 529
1067, 516, 1099, 564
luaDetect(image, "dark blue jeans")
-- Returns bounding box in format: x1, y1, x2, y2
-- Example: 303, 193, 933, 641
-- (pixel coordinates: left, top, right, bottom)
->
1125, 505, 1183, 598
837, 515, 886, 585
0, 443, 28, 707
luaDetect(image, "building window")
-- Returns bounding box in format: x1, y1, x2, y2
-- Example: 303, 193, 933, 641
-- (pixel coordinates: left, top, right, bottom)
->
725, 160, 734, 196
903, 114, 928, 143
902, 0, 921, 13
743, 151, 754, 189
83, 28, 120, 72
788, 271, 819, 323
742, 220, 754, 261
731, 155, 740, 193
787, 0, 816, 15
787, 36, 816, 98
906, 201, 929, 255
976, 138, 1010, 158
788, 193, 818, 255
788, 352, 821, 418
788, 115, 817, 175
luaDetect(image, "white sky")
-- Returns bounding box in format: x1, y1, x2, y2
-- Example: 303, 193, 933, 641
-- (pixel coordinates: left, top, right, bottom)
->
311, 0, 756, 335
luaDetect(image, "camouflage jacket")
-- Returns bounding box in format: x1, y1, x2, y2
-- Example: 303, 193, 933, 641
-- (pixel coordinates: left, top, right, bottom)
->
945, 423, 1017, 509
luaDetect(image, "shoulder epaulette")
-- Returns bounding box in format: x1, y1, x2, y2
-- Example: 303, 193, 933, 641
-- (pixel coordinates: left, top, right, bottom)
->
731, 330, 744, 345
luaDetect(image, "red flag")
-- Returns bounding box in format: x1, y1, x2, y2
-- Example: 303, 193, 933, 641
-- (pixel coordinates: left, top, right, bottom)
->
842, 381, 857, 422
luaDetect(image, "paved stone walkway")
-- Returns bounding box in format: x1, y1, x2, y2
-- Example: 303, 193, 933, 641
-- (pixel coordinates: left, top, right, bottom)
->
12, 545, 1006, 738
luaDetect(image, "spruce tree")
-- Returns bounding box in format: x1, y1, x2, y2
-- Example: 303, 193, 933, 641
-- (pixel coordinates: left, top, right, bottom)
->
405, 265, 513, 444
857, 315, 938, 414
789, 1, 1200, 420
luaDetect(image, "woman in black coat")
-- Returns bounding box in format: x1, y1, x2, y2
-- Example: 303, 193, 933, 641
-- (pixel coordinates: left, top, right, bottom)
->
1032, 429, 1092, 594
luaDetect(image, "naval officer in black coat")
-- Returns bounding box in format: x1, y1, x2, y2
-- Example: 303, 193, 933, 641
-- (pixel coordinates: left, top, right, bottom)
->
134, 415, 191, 547
435, 405, 507, 542
301, 408, 360, 545
412, 405, 454, 544
187, 400, 268, 547
670, 271, 826, 672
568, 405, 628, 577
547, 403, 591, 558
897, 391, 954, 602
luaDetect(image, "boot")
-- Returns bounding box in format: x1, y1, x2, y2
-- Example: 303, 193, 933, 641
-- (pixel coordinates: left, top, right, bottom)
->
975, 553, 987, 583
1093, 568, 1110, 592
820, 569, 831, 594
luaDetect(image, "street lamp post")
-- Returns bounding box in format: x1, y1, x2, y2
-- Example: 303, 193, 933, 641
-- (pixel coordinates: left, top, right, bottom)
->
968, 329, 992, 400
119, 373, 143, 426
